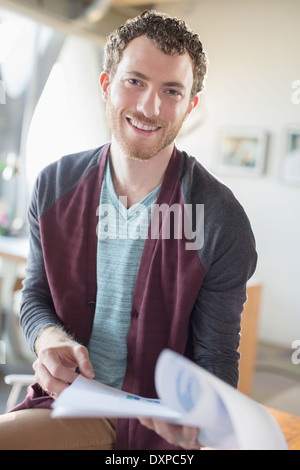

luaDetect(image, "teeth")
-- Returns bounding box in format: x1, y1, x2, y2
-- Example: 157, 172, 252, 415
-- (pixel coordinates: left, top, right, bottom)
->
130, 119, 159, 131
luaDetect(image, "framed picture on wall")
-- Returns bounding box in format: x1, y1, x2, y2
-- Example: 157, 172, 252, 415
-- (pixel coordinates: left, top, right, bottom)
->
281, 126, 300, 186
216, 127, 268, 176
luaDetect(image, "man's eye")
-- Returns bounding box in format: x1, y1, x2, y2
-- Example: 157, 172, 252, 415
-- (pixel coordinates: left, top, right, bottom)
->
128, 79, 142, 86
166, 89, 181, 97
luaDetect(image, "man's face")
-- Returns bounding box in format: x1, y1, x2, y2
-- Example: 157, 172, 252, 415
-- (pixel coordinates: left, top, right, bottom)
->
101, 35, 198, 161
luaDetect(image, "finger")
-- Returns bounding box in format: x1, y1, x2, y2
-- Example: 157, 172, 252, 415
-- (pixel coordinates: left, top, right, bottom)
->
179, 426, 201, 449
38, 347, 79, 384
150, 420, 182, 446
33, 360, 70, 397
139, 419, 201, 450
139, 418, 178, 439
72, 344, 95, 378
139, 418, 179, 446
138, 418, 155, 429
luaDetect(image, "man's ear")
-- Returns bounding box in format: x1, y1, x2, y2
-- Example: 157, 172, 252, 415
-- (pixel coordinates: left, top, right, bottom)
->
185, 95, 199, 120
100, 71, 111, 102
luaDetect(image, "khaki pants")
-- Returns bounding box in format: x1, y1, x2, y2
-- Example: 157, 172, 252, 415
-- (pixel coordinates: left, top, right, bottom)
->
0, 409, 116, 450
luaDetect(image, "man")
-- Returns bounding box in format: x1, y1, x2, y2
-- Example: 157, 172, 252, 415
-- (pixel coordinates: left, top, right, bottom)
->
0, 10, 257, 450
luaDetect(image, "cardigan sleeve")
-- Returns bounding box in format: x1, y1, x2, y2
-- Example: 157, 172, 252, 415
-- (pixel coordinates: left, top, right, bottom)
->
191, 188, 257, 388
19, 176, 62, 354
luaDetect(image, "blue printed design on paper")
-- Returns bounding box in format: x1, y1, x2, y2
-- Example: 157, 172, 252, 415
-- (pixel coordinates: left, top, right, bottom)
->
176, 368, 200, 412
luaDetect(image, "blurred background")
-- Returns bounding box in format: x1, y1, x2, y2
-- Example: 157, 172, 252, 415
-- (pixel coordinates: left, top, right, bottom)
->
0, 0, 299, 416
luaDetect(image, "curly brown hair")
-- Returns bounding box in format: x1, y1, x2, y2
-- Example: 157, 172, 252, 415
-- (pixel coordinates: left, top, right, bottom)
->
103, 10, 207, 97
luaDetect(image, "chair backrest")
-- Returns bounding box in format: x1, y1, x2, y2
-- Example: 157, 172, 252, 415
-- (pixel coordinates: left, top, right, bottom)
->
238, 284, 262, 396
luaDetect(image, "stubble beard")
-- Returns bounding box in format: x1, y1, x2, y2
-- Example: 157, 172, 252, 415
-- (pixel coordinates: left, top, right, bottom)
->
105, 96, 186, 162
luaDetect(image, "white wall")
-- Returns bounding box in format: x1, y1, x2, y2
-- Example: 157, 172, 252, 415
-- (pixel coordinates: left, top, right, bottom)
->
158, 0, 300, 347
26, 34, 109, 190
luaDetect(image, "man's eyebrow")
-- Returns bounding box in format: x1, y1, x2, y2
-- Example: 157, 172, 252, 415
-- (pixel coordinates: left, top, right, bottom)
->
163, 81, 185, 90
125, 71, 186, 89
125, 71, 149, 80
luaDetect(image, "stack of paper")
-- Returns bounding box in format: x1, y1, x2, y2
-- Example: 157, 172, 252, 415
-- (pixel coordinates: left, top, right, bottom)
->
52, 349, 288, 450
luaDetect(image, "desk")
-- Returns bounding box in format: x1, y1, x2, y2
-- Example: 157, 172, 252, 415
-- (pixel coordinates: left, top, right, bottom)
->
268, 407, 300, 450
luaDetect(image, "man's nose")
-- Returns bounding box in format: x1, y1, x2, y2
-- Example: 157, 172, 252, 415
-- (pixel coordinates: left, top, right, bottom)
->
136, 89, 161, 118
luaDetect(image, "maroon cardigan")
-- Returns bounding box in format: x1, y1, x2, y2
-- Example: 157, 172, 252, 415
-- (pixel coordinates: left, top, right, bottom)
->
16, 144, 257, 450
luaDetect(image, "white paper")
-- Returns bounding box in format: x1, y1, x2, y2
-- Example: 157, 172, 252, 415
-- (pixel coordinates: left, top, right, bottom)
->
52, 375, 180, 421
51, 349, 288, 450
155, 350, 288, 450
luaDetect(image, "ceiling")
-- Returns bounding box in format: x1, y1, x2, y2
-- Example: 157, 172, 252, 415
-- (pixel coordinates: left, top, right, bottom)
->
0, 0, 183, 44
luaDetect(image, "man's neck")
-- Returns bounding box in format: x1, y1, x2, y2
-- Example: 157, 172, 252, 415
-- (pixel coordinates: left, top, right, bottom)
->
109, 141, 174, 208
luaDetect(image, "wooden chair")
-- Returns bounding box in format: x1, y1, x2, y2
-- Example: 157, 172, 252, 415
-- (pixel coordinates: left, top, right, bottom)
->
238, 284, 262, 396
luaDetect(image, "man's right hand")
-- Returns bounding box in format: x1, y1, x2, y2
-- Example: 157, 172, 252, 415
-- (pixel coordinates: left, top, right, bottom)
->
33, 325, 94, 399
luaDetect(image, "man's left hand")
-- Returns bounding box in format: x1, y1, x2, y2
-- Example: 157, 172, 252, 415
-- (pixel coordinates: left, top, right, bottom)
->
138, 418, 202, 449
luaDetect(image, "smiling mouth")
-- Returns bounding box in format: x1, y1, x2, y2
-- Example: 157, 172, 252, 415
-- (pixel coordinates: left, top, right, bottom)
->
127, 117, 162, 132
